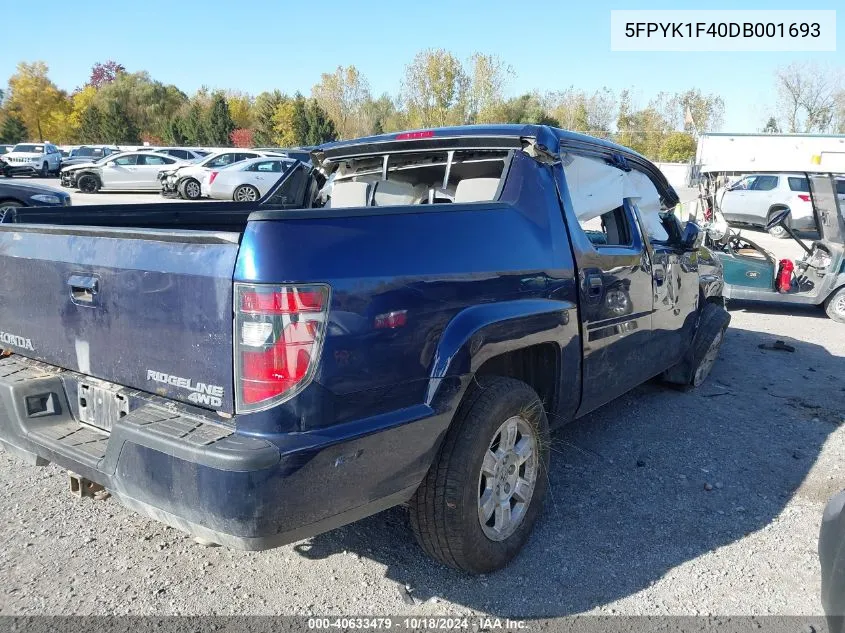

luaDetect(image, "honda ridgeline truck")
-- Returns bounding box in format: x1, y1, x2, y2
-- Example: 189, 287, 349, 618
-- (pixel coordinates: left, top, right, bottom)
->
0, 125, 728, 573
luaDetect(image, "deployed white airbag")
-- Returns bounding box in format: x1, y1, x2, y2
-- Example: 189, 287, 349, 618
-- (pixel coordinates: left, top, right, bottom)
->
564, 154, 669, 241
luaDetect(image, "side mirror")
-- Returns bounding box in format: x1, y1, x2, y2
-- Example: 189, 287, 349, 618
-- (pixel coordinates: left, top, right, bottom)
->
765, 207, 791, 231
680, 221, 702, 251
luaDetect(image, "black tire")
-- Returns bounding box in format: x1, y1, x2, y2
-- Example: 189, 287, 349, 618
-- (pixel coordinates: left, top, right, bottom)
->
233, 185, 260, 202
824, 287, 845, 324
178, 178, 202, 201
77, 173, 100, 193
663, 302, 731, 388
409, 376, 550, 574
39, 162, 48, 178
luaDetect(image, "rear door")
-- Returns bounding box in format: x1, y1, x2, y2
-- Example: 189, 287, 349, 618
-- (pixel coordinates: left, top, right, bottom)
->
0, 225, 240, 413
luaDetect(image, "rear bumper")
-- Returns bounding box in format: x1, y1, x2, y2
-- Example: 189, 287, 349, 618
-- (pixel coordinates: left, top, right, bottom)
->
0, 356, 443, 549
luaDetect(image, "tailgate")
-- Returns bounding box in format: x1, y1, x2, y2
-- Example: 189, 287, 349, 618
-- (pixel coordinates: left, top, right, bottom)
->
0, 225, 239, 413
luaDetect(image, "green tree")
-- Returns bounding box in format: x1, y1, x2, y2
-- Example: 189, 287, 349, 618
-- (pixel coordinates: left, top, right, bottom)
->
226, 91, 254, 129
402, 49, 469, 128
253, 90, 285, 146
204, 92, 235, 145
94, 71, 187, 141
100, 100, 139, 144
667, 88, 725, 133
312, 65, 371, 139
468, 53, 513, 122
0, 115, 28, 144
271, 97, 298, 147
180, 101, 207, 145
659, 131, 697, 162
478, 93, 558, 126
762, 117, 781, 133
77, 104, 103, 143
303, 98, 337, 145
164, 115, 187, 145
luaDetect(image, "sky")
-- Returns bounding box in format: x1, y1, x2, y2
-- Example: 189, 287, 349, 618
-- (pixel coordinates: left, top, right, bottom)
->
2, 0, 843, 133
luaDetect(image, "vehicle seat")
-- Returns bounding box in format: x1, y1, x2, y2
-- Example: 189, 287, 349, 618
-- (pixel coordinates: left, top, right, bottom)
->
371, 180, 420, 206
327, 181, 370, 208
454, 178, 500, 203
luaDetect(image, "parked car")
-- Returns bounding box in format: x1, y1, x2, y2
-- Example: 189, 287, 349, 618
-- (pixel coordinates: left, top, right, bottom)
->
204, 156, 294, 201
159, 149, 283, 200
0, 125, 728, 573
716, 172, 825, 238
2, 142, 63, 177
154, 147, 210, 161
61, 145, 120, 169
60, 151, 187, 192
0, 179, 71, 217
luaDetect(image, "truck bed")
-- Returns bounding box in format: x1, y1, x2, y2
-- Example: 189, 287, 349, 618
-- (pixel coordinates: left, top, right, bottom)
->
2, 201, 266, 232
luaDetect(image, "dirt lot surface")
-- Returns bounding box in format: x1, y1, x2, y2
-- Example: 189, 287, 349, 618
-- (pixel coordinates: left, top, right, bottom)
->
0, 185, 842, 618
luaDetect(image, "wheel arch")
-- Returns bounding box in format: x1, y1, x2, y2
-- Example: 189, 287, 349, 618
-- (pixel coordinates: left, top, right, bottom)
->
767, 203, 791, 221
426, 299, 581, 428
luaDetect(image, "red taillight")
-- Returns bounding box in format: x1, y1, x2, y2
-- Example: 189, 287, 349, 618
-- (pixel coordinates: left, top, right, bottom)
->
235, 284, 329, 412
798, 194, 811, 202
240, 288, 325, 315
395, 130, 434, 140
209, 171, 219, 184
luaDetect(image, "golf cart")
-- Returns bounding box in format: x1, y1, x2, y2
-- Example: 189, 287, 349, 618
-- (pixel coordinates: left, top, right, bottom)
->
706, 172, 845, 323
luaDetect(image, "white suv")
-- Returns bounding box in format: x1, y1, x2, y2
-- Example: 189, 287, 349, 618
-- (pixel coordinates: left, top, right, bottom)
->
3, 142, 63, 177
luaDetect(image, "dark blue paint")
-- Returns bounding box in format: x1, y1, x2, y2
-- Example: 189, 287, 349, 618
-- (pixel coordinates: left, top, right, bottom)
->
0, 127, 715, 549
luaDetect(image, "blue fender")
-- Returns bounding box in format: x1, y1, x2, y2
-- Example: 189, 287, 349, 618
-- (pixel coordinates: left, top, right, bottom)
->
425, 298, 580, 421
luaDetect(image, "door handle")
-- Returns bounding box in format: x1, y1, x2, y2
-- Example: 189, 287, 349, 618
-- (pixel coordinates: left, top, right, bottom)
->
586, 273, 603, 296
67, 275, 99, 305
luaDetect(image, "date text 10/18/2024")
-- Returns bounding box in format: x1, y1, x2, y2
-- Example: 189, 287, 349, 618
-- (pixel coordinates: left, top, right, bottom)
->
307, 617, 528, 630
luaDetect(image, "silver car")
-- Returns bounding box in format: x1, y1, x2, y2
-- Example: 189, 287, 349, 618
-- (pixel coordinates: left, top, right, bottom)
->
61, 151, 187, 192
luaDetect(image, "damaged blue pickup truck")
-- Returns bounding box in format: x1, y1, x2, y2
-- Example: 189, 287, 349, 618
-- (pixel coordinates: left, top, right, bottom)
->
0, 125, 728, 573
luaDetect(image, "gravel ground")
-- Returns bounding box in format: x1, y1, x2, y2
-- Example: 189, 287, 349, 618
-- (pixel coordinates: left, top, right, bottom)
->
1, 305, 842, 617
1, 183, 843, 618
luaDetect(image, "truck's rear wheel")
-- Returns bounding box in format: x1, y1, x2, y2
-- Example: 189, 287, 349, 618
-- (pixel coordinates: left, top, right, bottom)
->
663, 302, 731, 388
178, 178, 202, 200
409, 376, 550, 574
824, 287, 845, 324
